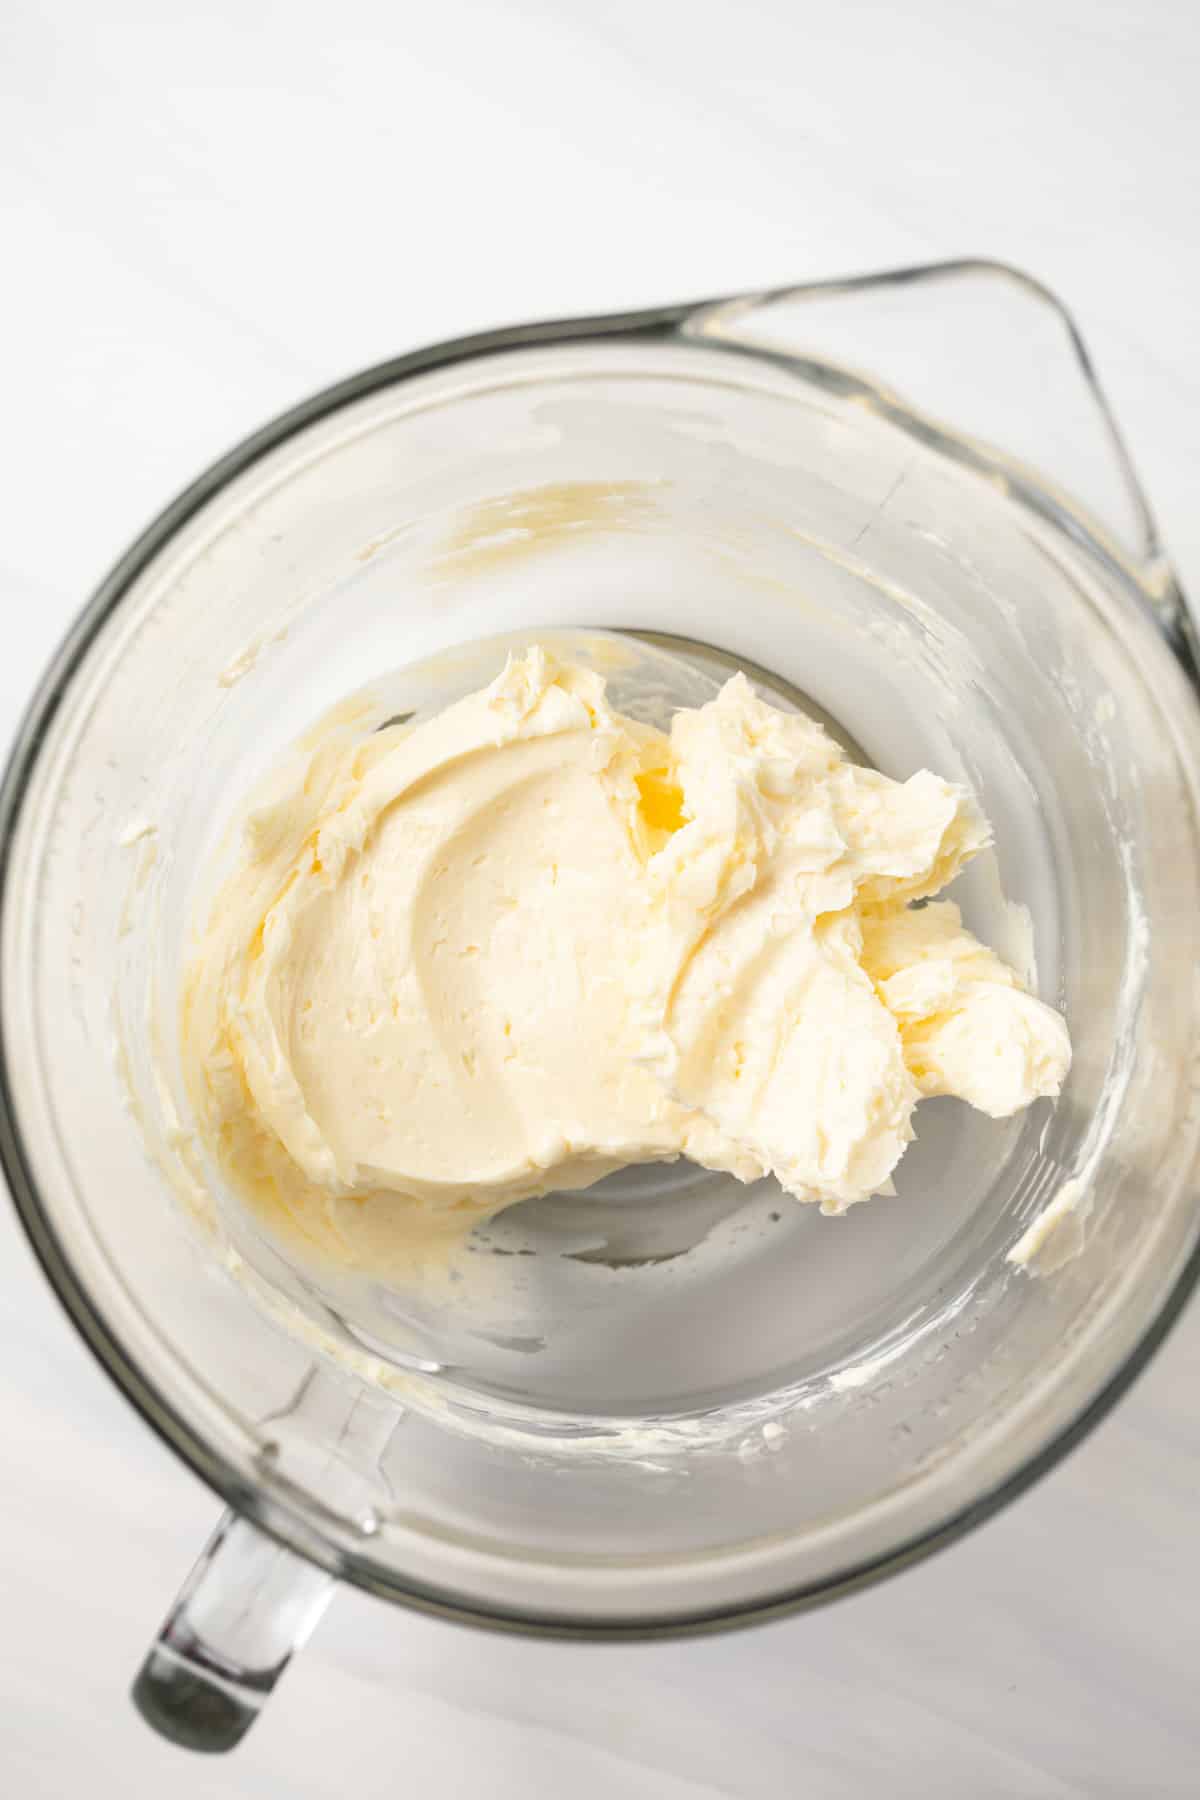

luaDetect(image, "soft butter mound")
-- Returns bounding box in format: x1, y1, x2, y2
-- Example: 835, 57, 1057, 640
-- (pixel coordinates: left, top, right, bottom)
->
182, 645, 1071, 1267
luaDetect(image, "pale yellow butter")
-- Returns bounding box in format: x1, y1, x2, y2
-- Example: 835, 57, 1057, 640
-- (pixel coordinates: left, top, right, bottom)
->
181, 646, 1070, 1263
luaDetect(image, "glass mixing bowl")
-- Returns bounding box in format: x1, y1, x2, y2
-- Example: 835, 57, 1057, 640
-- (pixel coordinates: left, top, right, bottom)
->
4, 260, 1200, 1753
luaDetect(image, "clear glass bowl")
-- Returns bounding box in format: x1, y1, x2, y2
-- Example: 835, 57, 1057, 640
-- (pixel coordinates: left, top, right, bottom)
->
4, 261, 1200, 1752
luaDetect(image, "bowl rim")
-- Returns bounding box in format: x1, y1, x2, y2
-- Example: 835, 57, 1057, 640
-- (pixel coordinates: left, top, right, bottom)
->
4, 286, 1200, 1638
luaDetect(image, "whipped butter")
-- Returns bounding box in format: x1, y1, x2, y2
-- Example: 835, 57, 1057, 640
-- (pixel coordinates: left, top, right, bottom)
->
182, 646, 1071, 1261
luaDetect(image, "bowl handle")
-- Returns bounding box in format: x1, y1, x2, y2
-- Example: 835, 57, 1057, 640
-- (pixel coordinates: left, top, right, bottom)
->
131, 1509, 333, 1753
131, 1364, 399, 1752
679, 258, 1196, 671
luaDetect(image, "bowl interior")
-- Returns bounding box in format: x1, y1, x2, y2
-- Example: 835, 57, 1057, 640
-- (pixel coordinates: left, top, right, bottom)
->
6, 336, 1200, 1621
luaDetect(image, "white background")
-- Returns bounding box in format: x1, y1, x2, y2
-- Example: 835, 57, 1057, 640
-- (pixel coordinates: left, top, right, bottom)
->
3, 3, 1200, 1793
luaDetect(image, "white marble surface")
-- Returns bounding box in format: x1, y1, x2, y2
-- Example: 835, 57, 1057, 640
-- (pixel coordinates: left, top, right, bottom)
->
3, 2, 1200, 1792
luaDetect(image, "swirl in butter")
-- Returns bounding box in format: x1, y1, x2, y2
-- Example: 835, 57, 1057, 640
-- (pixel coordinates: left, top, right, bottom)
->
182, 646, 1070, 1265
